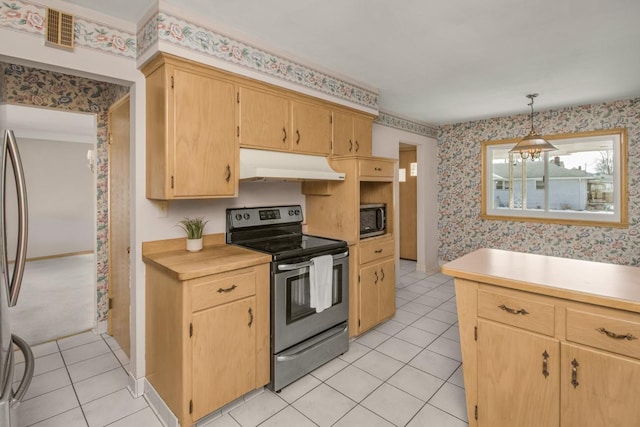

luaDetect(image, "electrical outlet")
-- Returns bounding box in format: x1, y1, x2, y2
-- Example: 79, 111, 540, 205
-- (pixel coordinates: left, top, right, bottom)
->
156, 201, 168, 218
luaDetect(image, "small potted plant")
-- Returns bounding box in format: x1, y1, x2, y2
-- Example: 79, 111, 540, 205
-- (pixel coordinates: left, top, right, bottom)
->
178, 216, 208, 252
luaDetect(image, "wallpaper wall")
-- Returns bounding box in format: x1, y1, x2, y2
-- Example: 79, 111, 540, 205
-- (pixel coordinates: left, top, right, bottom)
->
438, 97, 640, 266
1, 62, 129, 322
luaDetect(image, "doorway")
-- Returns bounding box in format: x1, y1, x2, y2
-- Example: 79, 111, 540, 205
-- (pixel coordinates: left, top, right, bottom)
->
399, 144, 417, 260
2, 106, 97, 344
1, 61, 131, 346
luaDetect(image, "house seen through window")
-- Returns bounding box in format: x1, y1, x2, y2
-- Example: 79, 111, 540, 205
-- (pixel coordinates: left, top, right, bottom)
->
482, 129, 628, 227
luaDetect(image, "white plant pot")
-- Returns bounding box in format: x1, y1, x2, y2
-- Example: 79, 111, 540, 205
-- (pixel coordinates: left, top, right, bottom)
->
186, 238, 203, 252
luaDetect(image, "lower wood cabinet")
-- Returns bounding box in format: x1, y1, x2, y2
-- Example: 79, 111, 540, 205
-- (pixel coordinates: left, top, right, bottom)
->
560, 343, 640, 427
477, 319, 560, 427
145, 262, 269, 426
456, 281, 640, 427
355, 236, 395, 335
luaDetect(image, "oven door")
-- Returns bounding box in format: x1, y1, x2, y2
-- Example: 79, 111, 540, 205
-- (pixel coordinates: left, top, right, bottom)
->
272, 249, 349, 353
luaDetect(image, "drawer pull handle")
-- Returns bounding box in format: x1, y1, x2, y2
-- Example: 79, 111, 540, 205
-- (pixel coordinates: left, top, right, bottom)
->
498, 304, 529, 316
217, 284, 237, 293
248, 307, 254, 327
571, 358, 579, 388
374, 167, 382, 171
542, 350, 549, 378
374, 249, 383, 254
596, 327, 637, 341
374, 271, 379, 284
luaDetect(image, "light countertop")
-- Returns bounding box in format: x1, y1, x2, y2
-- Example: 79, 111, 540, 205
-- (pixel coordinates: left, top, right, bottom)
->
142, 235, 271, 281
441, 248, 640, 313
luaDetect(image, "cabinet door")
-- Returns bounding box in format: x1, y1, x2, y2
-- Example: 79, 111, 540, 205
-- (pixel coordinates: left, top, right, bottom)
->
239, 86, 290, 151
561, 343, 640, 427
378, 258, 395, 321
332, 111, 355, 156
173, 68, 237, 197
352, 115, 372, 156
358, 263, 380, 333
291, 100, 332, 155
191, 296, 256, 420
477, 319, 560, 427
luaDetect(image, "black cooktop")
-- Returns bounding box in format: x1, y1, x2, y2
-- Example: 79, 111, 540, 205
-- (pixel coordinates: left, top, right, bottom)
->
237, 234, 347, 260
226, 205, 347, 261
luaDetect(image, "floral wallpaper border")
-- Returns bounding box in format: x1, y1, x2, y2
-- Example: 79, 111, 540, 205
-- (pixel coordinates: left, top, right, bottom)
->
1, 0, 381, 112
376, 111, 438, 138
1, 1, 442, 137
139, 12, 380, 111
1, 62, 129, 323
438, 97, 640, 267
0, 0, 136, 58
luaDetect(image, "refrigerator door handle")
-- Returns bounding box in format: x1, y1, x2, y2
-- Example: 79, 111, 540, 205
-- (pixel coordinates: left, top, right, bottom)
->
2, 130, 29, 307
10, 334, 34, 403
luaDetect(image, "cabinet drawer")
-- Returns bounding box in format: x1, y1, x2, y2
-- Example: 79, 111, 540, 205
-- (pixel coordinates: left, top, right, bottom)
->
359, 159, 394, 179
191, 270, 256, 312
477, 289, 555, 336
359, 238, 394, 265
566, 307, 640, 359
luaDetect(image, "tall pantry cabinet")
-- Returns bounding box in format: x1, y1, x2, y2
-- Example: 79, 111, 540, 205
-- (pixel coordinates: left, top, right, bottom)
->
304, 156, 397, 337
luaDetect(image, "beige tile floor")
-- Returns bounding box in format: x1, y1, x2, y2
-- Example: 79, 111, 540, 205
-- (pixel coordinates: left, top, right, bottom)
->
15, 260, 467, 426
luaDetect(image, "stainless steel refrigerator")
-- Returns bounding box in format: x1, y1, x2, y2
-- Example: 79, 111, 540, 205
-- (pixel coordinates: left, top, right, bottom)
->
0, 130, 34, 427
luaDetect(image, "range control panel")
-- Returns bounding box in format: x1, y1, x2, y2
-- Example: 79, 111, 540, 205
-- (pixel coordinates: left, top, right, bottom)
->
227, 205, 303, 230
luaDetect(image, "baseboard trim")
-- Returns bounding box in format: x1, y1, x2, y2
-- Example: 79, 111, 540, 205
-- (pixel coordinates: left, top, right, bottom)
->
127, 373, 145, 398
144, 379, 179, 427
94, 320, 108, 334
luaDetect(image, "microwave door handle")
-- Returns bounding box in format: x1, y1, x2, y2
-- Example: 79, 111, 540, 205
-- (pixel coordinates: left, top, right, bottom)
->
278, 251, 348, 271
5, 130, 29, 307
377, 208, 385, 231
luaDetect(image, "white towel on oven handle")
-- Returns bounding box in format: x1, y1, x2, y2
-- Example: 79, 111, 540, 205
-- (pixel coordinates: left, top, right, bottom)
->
309, 254, 333, 313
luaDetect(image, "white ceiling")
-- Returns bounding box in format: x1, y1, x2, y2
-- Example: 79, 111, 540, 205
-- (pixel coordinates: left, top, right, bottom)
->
61, 0, 640, 125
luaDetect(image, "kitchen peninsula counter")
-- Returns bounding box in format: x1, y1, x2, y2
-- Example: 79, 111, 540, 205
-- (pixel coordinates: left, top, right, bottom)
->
442, 248, 640, 313
441, 248, 640, 427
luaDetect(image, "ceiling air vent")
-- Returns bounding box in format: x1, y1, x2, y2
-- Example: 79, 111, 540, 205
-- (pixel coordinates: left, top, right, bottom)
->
46, 8, 75, 50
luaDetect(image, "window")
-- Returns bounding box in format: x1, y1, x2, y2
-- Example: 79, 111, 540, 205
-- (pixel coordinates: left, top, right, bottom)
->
481, 129, 628, 227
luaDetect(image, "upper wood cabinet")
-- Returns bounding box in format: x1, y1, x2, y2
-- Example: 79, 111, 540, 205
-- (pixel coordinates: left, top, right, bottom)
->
290, 100, 332, 155
333, 111, 373, 156
142, 54, 238, 200
143, 53, 377, 200
238, 86, 290, 151
238, 88, 332, 155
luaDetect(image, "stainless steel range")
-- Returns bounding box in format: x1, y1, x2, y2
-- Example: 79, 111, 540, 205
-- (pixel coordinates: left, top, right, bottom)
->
227, 205, 349, 392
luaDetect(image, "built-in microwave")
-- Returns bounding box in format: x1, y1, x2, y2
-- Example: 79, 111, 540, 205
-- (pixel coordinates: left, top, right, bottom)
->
360, 203, 386, 239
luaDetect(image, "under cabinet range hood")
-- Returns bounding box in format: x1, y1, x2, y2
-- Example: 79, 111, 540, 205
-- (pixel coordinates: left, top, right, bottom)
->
239, 148, 345, 181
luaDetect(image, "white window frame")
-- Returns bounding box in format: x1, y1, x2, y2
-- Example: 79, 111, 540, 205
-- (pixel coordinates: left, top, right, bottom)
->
481, 128, 628, 227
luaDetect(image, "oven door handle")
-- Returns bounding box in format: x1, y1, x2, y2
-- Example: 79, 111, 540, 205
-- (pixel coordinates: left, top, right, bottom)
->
277, 251, 348, 271
275, 323, 348, 362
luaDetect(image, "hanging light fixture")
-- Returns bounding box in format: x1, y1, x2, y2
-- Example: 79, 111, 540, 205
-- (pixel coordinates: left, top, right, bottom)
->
509, 93, 557, 160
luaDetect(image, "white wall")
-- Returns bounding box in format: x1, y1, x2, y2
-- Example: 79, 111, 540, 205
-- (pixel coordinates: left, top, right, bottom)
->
9, 138, 95, 258
372, 123, 439, 273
